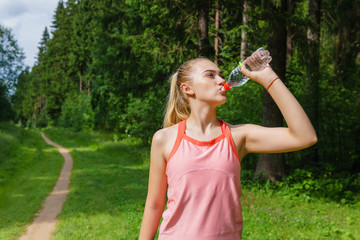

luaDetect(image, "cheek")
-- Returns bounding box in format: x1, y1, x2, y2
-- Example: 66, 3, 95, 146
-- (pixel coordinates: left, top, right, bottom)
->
193, 79, 215, 94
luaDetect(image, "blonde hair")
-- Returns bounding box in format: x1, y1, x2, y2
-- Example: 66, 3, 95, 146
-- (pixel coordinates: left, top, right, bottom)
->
163, 58, 208, 128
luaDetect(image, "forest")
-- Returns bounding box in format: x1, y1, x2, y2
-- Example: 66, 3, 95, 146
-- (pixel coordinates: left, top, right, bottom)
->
0, 0, 359, 197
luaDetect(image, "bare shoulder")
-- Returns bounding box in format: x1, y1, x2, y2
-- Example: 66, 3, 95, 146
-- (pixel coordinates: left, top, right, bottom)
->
151, 124, 178, 160
152, 124, 178, 144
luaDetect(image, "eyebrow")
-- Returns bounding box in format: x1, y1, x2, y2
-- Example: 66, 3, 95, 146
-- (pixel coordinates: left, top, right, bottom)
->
202, 70, 224, 76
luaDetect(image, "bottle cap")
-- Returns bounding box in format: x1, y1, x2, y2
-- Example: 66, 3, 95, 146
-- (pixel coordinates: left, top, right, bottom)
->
223, 82, 231, 91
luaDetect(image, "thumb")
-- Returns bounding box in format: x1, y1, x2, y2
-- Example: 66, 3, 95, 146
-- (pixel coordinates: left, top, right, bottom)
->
240, 64, 253, 79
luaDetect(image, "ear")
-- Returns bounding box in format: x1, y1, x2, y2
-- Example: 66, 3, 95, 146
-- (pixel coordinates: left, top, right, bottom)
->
180, 82, 195, 96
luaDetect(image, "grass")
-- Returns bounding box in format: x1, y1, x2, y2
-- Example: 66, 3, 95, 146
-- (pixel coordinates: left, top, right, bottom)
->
42, 127, 149, 240
0, 122, 64, 240
241, 188, 359, 239
1, 123, 359, 239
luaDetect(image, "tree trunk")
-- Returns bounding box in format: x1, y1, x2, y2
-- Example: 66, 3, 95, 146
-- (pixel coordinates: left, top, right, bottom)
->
214, 1, 219, 64
88, 79, 90, 96
255, 0, 287, 182
198, 0, 211, 57
286, 0, 297, 59
32, 112, 37, 128
303, 0, 321, 163
333, 2, 360, 171
79, 73, 83, 92
240, 0, 248, 61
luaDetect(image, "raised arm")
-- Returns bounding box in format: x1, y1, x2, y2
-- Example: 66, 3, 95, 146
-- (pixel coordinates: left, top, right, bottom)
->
239, 65, 317, 154
139, 130, 168, 240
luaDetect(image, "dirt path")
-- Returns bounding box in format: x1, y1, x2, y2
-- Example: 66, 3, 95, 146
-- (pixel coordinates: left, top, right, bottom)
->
19, 132, 73, 240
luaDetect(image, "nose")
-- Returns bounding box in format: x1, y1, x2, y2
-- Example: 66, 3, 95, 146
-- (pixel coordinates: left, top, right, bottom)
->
217, 75, 225, 85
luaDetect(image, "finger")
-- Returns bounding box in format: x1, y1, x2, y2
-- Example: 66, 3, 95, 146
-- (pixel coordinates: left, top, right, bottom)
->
259, 64, 270, 71
240, 64, 252, 78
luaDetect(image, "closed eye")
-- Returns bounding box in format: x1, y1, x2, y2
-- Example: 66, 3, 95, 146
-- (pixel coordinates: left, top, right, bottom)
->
202, 70, 223, 79
207, 73, 215, 78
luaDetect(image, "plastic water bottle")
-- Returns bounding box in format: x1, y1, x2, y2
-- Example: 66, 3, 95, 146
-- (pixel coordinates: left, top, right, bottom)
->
221, 47, 272, 92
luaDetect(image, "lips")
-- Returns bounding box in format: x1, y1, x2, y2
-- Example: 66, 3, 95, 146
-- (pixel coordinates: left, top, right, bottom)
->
219, 88, 226, 95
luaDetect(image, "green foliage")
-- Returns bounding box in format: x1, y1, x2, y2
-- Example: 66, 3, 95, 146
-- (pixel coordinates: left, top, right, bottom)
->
217, 82, 263, 125
121, 89, 166, 144
0, 24, 25, 121
242, 168, 360, 205
59, 93, 95, 132
89, 0, 198, 134
0, 83, 14, 120
0, 24, 25, 93
9, 0, 360, 178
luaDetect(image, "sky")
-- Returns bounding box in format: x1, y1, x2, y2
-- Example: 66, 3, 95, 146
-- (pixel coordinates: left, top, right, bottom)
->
0, 0, 59, 67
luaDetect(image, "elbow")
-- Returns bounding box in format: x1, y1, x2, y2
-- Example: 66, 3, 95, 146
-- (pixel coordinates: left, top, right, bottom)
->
295, 132, 318, 150
310, 135, 318, 146
145, 196, 166, 212
305, 133, 318, 148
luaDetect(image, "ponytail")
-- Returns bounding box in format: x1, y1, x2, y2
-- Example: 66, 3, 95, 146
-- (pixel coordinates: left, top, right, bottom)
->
163, 72, 190, 127
163, 57, 209, 128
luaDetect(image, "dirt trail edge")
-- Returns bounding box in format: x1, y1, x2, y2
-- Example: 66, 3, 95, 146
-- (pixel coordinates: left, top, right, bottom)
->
19, 132, 73, 240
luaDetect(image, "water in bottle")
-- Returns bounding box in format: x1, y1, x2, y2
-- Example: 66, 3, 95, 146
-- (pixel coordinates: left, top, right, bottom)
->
221, 47, 272, 92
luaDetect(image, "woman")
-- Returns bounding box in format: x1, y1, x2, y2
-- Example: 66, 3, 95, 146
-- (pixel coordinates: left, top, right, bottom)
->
139, 57, 317, 239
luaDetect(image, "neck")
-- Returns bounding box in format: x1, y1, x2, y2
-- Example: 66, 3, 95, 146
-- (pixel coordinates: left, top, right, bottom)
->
187, 102, 219, 133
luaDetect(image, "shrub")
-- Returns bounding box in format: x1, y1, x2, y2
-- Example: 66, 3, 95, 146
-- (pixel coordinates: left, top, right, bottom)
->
59, 93, 95, 132
282, 169, 360, 204
121, 90, 165, 144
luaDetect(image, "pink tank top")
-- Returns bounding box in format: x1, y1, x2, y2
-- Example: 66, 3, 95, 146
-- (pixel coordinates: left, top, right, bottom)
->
159, 119, 243, 240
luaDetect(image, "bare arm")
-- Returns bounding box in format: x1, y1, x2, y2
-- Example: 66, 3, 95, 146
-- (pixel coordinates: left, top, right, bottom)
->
139, 130, 168, 240
239, 65, 317, 153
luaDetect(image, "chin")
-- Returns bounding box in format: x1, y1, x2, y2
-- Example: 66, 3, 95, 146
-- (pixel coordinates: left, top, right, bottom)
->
216, 97, 227, 105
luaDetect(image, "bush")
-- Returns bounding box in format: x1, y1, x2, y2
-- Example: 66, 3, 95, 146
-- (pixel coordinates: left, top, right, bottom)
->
59, 93, 95, 132
241, 168, 360, 204
281, 169, 360, 204
0, 84, 15, 121
121, 90, 165, 144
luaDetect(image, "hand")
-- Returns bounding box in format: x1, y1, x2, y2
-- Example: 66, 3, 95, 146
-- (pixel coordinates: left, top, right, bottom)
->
240, 64, 279, 88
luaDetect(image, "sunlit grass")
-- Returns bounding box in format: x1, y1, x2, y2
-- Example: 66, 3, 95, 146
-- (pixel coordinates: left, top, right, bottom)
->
241, 188, 359, 239
43, 128, 149, 240
0, 122, 64, 240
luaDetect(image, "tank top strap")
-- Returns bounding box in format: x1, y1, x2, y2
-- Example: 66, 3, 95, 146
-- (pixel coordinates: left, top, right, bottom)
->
220, 120, 241, 162
167, 120, 186, 163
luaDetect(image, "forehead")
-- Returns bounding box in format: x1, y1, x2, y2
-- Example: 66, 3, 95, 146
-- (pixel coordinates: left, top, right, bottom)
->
192, 59, 220, 73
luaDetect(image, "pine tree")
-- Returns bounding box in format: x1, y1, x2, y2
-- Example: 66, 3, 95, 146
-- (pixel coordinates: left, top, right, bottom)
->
45, 0, 77, 122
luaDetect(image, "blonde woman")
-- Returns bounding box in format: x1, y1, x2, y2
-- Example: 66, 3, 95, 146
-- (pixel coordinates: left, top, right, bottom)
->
139, 58, 317, 240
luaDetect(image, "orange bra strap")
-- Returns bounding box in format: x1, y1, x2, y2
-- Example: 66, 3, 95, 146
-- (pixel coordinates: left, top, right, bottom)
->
221, 121, 241, 162
179, 119, 186, 136
167, 120, 186, 163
